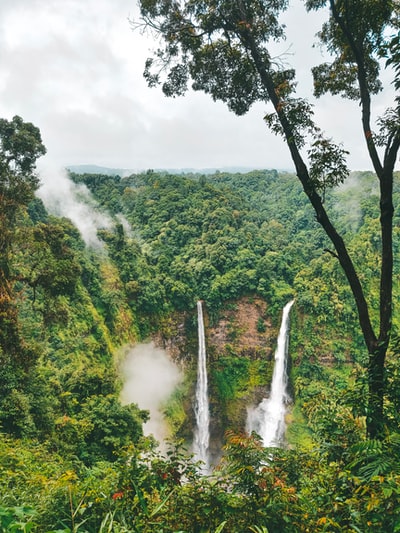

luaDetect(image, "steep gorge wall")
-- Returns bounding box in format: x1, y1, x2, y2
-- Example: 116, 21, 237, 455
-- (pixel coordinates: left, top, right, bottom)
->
153, 296, 281, 451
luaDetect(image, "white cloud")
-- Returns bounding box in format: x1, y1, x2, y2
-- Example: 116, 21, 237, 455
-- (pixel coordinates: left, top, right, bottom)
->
0, 0, 397, 173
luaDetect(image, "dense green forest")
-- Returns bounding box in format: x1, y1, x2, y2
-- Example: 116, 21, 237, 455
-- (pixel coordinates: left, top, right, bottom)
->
1, 146, 400, 531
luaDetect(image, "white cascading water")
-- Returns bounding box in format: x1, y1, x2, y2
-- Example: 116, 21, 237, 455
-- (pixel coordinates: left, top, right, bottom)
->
247, 300, 294, 447
193, 300, 210, 470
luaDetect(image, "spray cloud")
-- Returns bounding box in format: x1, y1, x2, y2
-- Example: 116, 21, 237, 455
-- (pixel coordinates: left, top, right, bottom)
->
120, 342, 182, 444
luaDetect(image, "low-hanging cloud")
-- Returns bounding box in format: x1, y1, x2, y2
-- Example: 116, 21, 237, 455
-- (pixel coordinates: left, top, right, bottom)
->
37, 161, 113, 247
120, 342, 182, 444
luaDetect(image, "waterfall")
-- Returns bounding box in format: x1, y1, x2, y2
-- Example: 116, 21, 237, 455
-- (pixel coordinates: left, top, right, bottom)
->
193, 300, 210, 470
247, 300, 294, 447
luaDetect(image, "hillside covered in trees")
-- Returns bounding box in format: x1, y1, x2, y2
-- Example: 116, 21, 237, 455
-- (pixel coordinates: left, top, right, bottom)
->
1, 160, 400, 531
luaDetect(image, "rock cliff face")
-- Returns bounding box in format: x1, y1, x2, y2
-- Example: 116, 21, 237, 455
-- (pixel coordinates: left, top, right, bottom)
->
154, 296, 280, 456
154, 296, 277, 371
206, 296, 275, 361
205, 296, 279, 461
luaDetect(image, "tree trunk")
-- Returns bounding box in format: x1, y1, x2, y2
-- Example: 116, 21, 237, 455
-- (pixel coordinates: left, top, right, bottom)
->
367, 342, 387, 439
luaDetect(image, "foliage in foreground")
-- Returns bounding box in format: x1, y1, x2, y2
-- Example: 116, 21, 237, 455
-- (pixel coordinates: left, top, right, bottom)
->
1, 432, 400, 532
2, 355, 400, 533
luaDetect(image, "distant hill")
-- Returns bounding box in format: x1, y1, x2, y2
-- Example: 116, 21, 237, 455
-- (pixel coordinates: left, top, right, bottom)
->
66, 164, 132, 176
66, 164, 281, 176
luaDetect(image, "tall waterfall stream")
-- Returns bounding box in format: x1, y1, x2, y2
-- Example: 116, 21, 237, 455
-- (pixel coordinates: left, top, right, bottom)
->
193, 300, 210, 470
247, 300, 294, 447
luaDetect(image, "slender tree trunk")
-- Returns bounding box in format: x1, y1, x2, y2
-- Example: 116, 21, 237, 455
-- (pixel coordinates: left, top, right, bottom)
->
367, 342, 387, 439
329, 0, 397, 439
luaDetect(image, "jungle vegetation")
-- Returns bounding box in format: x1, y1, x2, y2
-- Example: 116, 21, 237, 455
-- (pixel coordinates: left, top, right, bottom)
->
1, 0, 400, 529
1, 140, 400, 529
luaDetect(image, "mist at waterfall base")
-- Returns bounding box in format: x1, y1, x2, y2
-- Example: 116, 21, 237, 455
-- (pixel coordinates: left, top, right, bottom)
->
247, 300, 294, 448
120, 343, 182, 444
192, 301, 210, 471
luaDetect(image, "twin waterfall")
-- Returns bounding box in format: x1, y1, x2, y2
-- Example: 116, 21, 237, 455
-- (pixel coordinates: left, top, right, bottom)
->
193, 301, 210, 470
247, 300, 294, 447
193, 299, 294, 469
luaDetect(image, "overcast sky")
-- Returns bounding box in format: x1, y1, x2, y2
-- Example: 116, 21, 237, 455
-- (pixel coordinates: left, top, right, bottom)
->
0, 0, 397, 174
